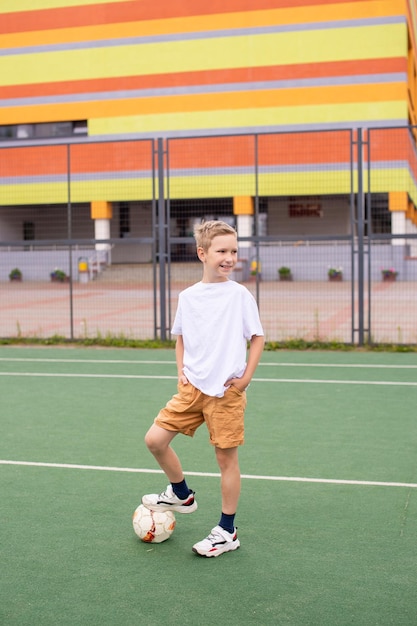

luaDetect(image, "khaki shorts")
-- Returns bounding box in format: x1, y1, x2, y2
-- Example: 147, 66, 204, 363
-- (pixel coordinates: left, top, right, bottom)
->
154, 381, 247, 449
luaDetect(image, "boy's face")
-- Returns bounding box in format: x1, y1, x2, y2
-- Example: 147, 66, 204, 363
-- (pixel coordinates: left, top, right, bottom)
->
197, 233, 238, 283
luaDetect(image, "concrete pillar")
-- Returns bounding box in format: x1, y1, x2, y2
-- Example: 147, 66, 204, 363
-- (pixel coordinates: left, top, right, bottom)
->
94, 219, 111, 251
91, 202, 112, 251
233, 196, 253, 249
388, 192, 407, 246
236, 215, 253, 247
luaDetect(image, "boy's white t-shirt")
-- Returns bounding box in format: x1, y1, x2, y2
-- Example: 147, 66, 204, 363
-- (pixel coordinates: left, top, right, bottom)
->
171, 280, 264, 397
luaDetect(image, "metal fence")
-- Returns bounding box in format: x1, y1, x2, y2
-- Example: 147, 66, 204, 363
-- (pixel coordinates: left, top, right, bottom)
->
1, 128, 417, 345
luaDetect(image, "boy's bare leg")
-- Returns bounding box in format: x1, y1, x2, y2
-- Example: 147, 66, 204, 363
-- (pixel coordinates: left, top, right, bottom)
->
142, 424, 197, 513
144, 423, 184, 483
215, 446, 241, 514
192, 446, 241, 556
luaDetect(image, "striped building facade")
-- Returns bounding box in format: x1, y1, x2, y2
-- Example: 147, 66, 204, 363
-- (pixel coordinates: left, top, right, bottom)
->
1, 0, 417, 240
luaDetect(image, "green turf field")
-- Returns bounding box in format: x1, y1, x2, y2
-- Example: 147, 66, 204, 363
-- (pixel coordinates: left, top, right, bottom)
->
1, 347, 416, 625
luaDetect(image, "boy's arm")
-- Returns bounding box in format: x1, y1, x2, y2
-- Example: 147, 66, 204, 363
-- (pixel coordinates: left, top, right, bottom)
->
175, 335, 189, 384
225, 334, 265, 391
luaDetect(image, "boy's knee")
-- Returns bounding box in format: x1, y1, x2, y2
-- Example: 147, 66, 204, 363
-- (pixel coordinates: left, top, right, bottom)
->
144, 429, 157, 452
215, 446, 239, 470
144, 426, 167, 454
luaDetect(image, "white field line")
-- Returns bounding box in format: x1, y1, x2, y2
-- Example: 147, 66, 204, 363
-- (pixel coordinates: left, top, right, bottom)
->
0, 357, 416, 369
1, 459, 416, 489
0, 371, 416, 386
0, 358, 175, 365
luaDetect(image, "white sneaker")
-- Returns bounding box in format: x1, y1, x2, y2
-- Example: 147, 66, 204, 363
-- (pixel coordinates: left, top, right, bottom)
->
192, 525, 240, 557
142, 484, 197, 514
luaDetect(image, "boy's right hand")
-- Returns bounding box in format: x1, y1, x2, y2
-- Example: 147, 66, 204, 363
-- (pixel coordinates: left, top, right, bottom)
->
179, 374, 189, 385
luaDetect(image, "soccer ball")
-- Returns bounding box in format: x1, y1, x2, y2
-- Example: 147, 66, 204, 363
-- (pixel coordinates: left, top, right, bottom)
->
132, 504, 176, 543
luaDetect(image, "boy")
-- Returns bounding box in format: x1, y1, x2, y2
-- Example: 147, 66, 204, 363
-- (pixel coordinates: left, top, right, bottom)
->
142, 220, 264, 557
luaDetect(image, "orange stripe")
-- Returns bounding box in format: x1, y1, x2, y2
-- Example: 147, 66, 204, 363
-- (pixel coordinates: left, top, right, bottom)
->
0, 146, 68, 176
0, 141, 153, 176
0, 133, 353, 175
0, 0, 382, 35
2, 128, 410, 176
260, 131, 353, 166
0, 82, 406, 125
0, 58, 407, 100
367, 128, 410, 160
70, 141, 153, 173
168, 132, 353, 168
169, 136, 255, 169
0, 1, 402, 47
177, 132, 414, 169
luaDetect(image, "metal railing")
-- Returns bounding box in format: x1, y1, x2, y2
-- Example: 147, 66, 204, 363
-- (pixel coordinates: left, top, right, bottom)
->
1, 126, 417, 345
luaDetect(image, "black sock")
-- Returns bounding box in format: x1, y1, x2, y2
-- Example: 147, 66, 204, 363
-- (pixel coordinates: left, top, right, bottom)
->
171, 479, 190, 500
219, 512, 235, 534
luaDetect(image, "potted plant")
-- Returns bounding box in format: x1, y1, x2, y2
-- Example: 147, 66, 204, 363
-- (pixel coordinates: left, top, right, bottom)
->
278, 266, 292, 281
328, 267, 343, 282
9, 268, 22, 282
381, 268, 397, 282
50, 268, 69, 283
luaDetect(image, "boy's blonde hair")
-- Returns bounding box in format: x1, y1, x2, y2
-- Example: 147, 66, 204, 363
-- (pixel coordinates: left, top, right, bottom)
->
194, 220, 237, 251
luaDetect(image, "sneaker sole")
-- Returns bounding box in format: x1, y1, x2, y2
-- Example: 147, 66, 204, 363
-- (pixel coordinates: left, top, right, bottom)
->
192, 541, 240, 557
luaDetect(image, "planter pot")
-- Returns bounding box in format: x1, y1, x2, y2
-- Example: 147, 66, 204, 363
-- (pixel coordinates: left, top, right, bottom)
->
328, 275, 343, 282
279, 274, 293, 281
51, 276, 70, 283
383, 275, 396, 282
9, 276, 22, 282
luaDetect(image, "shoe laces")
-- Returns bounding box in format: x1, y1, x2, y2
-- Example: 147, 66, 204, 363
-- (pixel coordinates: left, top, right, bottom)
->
159, 485, 173, 499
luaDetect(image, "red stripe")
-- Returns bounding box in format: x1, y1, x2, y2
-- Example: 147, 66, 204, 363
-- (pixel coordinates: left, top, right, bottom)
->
2, 129, 409, 177
0, 0, 371, 35
0, 141, 154, 176
0, 58, 406, 100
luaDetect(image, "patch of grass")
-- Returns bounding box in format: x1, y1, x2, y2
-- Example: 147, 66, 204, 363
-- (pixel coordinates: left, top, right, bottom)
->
0, 335, 176, 349
0, 335, 416, 352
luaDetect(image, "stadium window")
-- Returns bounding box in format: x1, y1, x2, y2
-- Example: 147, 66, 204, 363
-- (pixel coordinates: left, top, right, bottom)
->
0, 121, 88, 141
367, 194, 391, 234
119, 202, 131, 238
23, 221, 35, 241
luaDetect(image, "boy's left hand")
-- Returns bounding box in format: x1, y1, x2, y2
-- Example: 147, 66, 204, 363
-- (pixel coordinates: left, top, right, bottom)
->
225, 377, 247, 392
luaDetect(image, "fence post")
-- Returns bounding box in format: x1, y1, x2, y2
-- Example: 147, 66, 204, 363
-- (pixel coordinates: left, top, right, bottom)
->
67, 143, 74, 341
157, 138, 167, 341
356, 129, 365, 345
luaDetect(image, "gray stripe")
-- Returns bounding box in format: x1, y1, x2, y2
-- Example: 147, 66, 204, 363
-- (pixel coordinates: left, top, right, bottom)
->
169, 162, 408, 175
0, 73, 406, 108
89, 120, 406, 142
0, 160, 409, 185
0, 122, 408, 149
0, 170, 152, 184
169, 163, 353, 175
0, 15, 405, 57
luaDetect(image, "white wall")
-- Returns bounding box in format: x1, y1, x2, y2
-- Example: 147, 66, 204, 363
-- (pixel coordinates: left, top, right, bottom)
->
268, 196, 351, 236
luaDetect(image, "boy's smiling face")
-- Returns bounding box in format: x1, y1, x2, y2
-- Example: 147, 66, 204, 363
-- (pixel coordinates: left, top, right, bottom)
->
197, 233, 238, 283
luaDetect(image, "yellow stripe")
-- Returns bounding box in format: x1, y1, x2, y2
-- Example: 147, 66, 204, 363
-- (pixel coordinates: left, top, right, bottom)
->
258, 169, 407, 196
2, 167, 411, 205
0, 184, 69, 205
1, 23, 405, 86
369, 169, 410, 193
0, 179, 154, 205
170, 168, 412, 199
0, 0, 125, 13
89, 101, 407, 136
